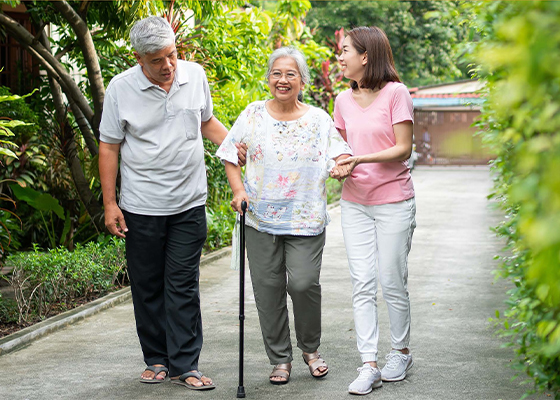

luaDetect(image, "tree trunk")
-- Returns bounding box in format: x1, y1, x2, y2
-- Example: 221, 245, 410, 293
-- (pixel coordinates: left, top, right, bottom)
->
0, 12, 94, 126
37, 30, 105, 233
52, 1, 105, 140
0, 11, 99, 156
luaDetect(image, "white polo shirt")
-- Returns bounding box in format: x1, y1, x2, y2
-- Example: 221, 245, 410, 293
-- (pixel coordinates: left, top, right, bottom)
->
99, 60, 212, 216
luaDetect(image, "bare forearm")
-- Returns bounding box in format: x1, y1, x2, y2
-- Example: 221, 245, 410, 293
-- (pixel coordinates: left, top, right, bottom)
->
334, 154, 351, 163
98, 142, 120, 206
224, 162, 244, 195
355, 144, 410, 165
201, 116, 228, 145
354, 121, 413, 164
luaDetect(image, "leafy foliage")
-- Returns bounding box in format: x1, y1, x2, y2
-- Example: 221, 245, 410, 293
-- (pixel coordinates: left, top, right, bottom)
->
0, 87, 43, 263
466, 1, 560, 397
1, 237, 126, 325
307, 1, 468, 87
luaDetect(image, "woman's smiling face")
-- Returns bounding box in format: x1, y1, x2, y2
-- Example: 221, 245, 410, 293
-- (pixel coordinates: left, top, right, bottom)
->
338, 36, 367, 83
268, 56, 304, 103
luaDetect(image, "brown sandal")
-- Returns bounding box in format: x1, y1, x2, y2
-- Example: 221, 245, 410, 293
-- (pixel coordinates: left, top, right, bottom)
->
302, 351, 328, 378
269, 363, 291, 385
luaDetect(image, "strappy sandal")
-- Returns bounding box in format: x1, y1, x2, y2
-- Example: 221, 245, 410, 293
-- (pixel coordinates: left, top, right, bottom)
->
139, 365, 168, 383
302, 351, 328, 378
269, 363, 291, 385
171, 370, 215, 390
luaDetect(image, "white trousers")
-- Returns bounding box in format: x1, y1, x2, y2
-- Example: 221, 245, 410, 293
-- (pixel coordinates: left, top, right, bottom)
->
341, 198, 416, 362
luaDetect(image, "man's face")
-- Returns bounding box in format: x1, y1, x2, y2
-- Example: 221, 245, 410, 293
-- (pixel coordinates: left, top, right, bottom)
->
134, 44, 177, 87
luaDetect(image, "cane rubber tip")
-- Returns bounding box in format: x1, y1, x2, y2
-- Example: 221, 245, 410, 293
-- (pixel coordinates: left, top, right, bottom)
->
237, 386, 246, 398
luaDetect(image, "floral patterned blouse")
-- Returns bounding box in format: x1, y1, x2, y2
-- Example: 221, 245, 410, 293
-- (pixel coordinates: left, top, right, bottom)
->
216, 100, 352, 236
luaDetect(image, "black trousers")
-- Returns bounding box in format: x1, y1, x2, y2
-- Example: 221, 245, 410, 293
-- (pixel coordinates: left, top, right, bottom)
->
123, 206, 207, 376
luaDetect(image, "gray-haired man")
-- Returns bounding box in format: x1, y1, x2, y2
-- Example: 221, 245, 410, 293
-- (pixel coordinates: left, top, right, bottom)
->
99, 16, 243, 390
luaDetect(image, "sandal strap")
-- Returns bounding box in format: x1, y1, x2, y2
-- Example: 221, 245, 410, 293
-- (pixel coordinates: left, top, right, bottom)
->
178, 371, 203, 382
309, 358, 327, 371
270, 364, 291, 379
302, 351, 321, 363
145, 366, 169, 376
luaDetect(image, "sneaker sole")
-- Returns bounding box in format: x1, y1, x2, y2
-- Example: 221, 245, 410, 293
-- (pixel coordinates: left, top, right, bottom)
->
381, 359, 414, 382
349, 380, 382, 395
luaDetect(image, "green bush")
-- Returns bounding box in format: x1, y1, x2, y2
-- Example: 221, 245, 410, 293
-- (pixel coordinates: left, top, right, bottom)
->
1, 236, 126, 324
0, 292, 19, 325
467, 1, 560, 397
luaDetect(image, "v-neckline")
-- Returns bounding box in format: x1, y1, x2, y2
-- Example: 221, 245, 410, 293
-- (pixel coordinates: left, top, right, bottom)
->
349, 82, 391, 112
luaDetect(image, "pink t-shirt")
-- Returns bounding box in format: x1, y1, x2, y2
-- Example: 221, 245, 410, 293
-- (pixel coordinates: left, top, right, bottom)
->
333, 81, 415, 205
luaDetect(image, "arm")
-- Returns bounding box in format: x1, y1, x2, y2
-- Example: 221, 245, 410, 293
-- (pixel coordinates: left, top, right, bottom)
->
98, 141, 127, 237
201, 116, 228, 145
224, 161, 249, 215
201, 116, 247, 166
334, 121, 413, 178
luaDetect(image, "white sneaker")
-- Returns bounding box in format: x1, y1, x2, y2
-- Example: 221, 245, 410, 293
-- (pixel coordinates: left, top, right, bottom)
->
348, 364, 382, 395
381, 350, 413, 381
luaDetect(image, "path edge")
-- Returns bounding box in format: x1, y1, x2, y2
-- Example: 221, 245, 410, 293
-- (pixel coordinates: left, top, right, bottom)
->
0, 246, 233, 356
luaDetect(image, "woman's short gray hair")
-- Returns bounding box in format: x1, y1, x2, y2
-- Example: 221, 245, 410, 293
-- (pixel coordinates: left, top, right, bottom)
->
130, 16, 175, 55
266, 47, 310, 85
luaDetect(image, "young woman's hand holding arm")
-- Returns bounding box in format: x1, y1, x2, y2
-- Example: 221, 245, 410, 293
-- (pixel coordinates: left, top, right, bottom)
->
334, 121, 413, 179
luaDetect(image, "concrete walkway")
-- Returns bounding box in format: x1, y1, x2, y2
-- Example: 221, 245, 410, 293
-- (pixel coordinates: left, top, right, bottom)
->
0, 167, 537, 399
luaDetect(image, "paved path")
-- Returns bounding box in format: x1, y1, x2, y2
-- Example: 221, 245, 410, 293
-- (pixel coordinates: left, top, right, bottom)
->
0, 167, 537, 399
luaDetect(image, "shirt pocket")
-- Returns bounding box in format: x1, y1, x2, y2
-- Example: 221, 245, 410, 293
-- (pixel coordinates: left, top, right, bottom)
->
182, 108, 201, 140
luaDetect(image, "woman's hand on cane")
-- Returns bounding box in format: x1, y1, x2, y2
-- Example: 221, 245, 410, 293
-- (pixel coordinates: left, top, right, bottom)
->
231, 190, 249, 215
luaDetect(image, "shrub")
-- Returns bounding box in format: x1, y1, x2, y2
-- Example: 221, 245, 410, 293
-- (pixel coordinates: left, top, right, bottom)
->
0, 292, 19, 325
1, 236, 126, 324
466, 1, 560, 397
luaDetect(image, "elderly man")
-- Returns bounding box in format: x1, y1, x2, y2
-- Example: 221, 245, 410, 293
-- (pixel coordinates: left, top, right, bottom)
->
99, 16, 242, 390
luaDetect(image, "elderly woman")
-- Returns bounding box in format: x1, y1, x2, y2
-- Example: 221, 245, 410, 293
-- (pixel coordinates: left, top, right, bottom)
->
216, 47, 352, 385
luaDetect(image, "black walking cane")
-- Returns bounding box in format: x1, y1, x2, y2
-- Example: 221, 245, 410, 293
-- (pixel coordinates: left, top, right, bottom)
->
237, 200, 247, 398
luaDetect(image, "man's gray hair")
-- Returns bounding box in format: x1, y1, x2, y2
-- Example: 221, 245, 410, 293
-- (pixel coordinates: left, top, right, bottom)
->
266, 47, 310, 85
130, 16, 175, 55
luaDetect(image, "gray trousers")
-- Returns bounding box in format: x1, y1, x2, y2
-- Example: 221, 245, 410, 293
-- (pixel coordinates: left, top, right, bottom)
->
245, 226, 326, 365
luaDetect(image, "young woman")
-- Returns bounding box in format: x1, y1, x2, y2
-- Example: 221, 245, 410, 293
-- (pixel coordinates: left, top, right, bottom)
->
331, 26, 416, 395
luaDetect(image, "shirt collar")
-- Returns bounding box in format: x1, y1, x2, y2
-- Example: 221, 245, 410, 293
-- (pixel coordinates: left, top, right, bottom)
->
135, 65, 156, 91
175, 62, 189, 86
135, 63, 188, 91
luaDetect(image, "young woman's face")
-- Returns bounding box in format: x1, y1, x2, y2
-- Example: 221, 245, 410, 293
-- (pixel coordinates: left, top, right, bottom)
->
338, 36, 367, 83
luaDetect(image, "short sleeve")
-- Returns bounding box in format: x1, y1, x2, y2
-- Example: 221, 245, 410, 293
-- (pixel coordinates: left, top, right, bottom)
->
200, 70, 213, 122
324, 113, 352, 159
391, 84, 414, 125
333, 95, 346, 131
99, 85, 124, 144
215, 105, 251, 165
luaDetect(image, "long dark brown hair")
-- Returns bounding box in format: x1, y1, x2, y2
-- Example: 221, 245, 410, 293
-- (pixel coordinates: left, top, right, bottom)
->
347, 26, 400, 91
